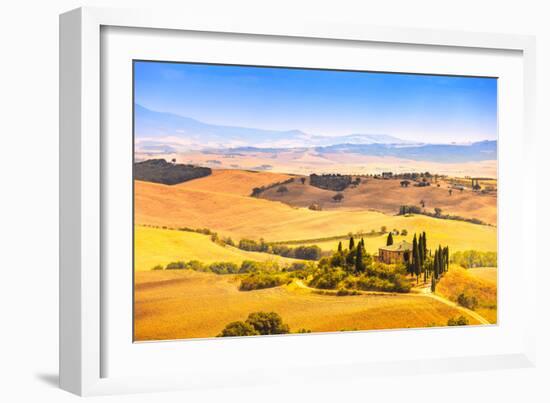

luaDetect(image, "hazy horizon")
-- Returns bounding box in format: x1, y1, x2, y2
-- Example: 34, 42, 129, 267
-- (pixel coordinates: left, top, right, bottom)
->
134, 61, 498, 144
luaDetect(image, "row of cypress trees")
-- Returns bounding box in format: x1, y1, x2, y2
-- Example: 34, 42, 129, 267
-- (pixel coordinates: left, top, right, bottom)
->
393, 231, 449, 288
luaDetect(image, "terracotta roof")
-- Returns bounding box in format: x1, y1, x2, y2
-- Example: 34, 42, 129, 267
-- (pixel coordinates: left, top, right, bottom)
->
379, 240, 413, 252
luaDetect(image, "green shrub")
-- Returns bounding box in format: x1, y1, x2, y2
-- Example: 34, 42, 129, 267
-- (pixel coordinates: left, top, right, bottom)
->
336, 288, 360, 296
293, 245, 322, 260
309, 267, 347, 289
151, 264, 164, 271
239, 260, 260, 273
186, 260, 206, 271
457, 293, 479, 310
245, 312, 289, 335
218, 321, 259, 337
448, 316, 470, 326
165, 261, 186, 270
208, 261, 239, 274
451, 250, 497, 268
239, 273, 284, 291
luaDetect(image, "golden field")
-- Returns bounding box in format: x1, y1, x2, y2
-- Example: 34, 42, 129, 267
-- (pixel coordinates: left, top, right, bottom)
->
135, 178, 497, 252
134, 168, 497, 340
259, 176, 496, 225
176, 168, 293, 196
135, 226, 301, 271
436, 265, 497, 323
134, 270, 483, 341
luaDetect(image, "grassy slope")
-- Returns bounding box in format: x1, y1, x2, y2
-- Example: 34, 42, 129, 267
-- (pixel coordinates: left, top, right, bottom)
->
436, 265, 497, 323
259, 177, 497, 225
134, 270, 482, 341
135, 180, 497, 253
175, 168, 293, 196
135, 226, 301, 271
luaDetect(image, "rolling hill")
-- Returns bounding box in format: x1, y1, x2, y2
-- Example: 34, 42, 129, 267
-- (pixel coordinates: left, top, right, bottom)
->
134, 270, 483, 341
135, 226, 301, 271
258, 176, 497, 225
134, 172, 497, 252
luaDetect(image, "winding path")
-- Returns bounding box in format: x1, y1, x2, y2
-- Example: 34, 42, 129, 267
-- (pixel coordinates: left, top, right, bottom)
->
292, 279, 490, 325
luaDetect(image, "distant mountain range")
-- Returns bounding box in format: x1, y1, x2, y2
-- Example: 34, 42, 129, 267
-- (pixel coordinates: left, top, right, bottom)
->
135, 104, 496, 163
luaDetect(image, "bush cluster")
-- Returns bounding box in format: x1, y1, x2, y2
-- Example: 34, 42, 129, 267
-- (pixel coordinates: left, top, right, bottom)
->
451, 250, 497, 268
457, 293, 479, 310
447, 316, 470, 326
398, 206, 488, 226
218, 312, 290, 337
238, 239, 322, 260
239, 272, 285, 291
250, 178, 295, 197
158, 259, 279, 275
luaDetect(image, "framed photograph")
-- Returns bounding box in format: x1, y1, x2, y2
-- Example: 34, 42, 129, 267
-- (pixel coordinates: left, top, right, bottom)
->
60, 7, 537, 396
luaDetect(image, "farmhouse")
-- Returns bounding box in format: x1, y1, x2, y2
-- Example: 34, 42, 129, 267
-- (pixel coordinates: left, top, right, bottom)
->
378, 241, 412, 264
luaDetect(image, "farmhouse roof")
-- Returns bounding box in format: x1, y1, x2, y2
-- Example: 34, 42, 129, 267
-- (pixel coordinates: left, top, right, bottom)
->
379, 240, 413, 252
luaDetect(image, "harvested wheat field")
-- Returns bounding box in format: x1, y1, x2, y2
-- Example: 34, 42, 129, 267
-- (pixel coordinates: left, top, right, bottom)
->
135, 226, 301, 271
175, 169, 294, 196
135, 179, 497, 252
259, 176, 496, 225
134, 270, 482, 341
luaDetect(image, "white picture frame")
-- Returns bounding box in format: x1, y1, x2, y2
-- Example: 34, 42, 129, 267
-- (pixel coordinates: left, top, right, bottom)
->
60, 6, 537, 396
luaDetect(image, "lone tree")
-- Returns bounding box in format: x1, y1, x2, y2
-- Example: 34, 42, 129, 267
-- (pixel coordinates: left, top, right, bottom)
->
333, 193, 344, 202
300, 177, 306, 184
245, 312, 290, 335
386, 232, 394, 246
434, 207, 442, 217
277, 186, 288, 194
218, 321, 259, 337
448, 189, 453, 196
420, 199, 426, 208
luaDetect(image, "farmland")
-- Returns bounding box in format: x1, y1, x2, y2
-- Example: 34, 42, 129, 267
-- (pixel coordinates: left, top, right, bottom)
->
258, 176, 496, 225
134, 168, 497, 341
135, 178, 497, 251
135, 269, 482, 341
135, 226, 302, 272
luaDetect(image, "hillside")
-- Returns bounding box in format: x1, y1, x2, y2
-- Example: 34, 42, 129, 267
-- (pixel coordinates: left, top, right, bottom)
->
258, 176, 497, 225
134, 177, 497, 252
174, 169, 293, 196
134, 270, 483, 341
135, 226, 301, 271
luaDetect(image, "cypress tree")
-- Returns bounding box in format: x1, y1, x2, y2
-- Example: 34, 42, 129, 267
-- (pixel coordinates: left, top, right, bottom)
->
412, 234, 418, 277
418, 234, 426, 266
349, 236, 355, 250
355, 245, 365, 273
337, 241, 343, 253
387, 232, 394, 246
413, 235, 421, 282
422, 231, 428, 255
431, 273, 436, 292
434, 249, 439, 279
361, 238, 366, 252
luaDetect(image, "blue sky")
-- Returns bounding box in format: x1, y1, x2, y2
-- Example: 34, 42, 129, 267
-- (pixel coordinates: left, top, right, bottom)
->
134, 61, 497, 143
